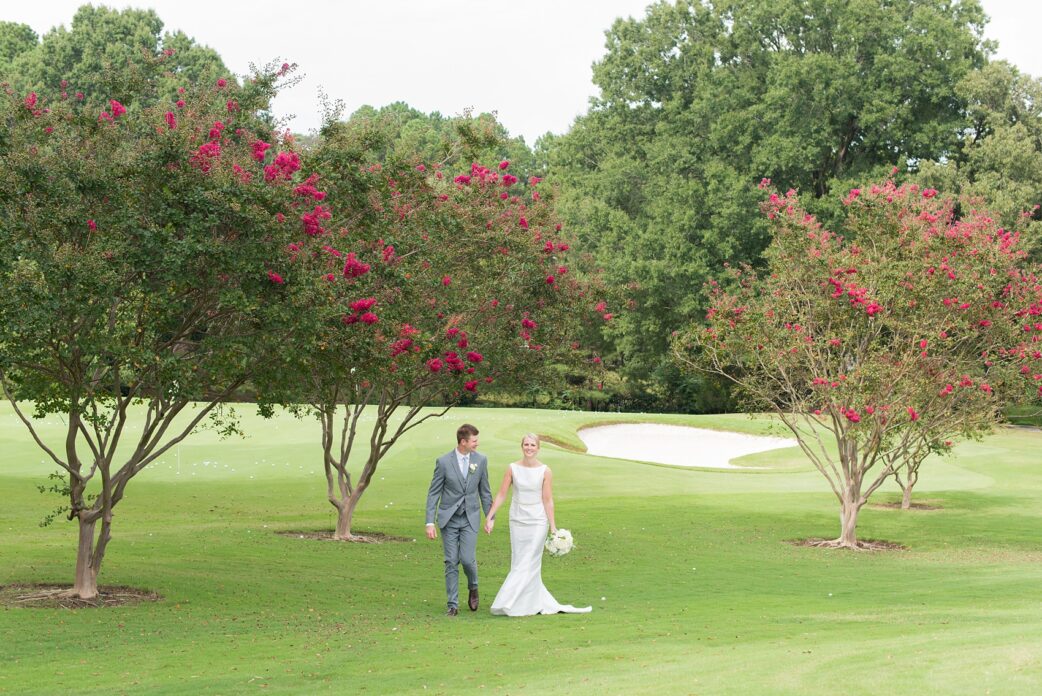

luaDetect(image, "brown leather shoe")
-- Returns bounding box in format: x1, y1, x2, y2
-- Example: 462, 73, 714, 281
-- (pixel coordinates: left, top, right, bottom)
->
446, 606, 458, 617
468, 588, 479, 612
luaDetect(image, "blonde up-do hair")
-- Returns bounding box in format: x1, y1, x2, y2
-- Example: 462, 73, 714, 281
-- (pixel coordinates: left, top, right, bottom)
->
521, 433, 540, 447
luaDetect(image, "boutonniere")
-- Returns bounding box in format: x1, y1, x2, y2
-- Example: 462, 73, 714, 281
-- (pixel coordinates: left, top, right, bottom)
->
469, 462, 477, 473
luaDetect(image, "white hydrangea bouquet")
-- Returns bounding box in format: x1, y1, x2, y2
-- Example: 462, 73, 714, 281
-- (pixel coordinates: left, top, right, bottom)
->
544, 528, 574, 557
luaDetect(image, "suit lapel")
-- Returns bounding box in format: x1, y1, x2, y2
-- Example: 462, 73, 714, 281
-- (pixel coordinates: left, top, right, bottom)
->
448, 450, 465, 489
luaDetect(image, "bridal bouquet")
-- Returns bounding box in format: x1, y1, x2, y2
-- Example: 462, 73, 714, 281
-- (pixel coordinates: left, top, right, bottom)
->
545, 528, 574, 557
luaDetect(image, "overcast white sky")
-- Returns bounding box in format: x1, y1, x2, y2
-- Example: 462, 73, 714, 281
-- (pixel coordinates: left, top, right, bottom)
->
5, 1, 1039, 143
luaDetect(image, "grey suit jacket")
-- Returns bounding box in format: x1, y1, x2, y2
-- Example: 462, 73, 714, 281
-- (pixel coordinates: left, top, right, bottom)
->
425, 450, 492, 531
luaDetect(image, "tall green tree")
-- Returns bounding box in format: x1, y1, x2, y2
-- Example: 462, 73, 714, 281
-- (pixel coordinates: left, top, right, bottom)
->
550, 0, 991, 410
0, 5, 228, 108
917, 61, 1042, 256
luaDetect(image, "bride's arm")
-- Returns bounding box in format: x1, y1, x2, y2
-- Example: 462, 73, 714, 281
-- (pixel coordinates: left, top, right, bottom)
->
542, 467, 556, 533
484, 466, 513, 534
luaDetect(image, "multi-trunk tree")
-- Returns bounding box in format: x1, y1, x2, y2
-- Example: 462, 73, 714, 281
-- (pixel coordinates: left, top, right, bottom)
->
676, 180, 1038, 547
260, 118, 605, 540
0, 63, 317, 598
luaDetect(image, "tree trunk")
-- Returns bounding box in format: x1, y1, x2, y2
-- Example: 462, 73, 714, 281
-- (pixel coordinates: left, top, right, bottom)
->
837, 499, 860, 548
900, 468, 918, 510
71, 515, 99, 600
333, 501, 355, 540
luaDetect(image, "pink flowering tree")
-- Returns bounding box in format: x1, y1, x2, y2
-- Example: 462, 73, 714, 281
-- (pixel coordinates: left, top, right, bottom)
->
260, 123, 602, 540
675, 180, 1034, 547
0, 64, 320, 598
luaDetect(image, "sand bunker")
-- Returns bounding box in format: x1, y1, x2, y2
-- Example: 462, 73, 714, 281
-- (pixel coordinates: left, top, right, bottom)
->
576, 423, 796, 469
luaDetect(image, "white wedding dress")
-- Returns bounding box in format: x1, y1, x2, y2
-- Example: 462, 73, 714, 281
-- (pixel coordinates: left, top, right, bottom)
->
489, 463, 591, 616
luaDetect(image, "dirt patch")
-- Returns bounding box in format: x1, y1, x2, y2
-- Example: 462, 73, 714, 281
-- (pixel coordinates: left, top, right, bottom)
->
869, 501, 943, 511
0, 583, 161, 609
276, 529, 414, 543
788, 538, 908, 551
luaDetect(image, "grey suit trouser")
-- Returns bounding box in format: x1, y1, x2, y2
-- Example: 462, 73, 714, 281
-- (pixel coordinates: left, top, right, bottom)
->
441, 506, 478, 609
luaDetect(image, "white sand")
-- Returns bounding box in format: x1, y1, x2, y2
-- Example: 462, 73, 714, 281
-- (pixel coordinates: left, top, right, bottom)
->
576, 423, 797, 469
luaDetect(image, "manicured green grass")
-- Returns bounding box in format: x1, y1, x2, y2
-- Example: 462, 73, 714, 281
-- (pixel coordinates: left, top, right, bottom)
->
2, 404, 1041, 694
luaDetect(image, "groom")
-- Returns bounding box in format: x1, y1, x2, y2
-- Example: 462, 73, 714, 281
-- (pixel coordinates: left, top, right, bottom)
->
425, 423, 492, 616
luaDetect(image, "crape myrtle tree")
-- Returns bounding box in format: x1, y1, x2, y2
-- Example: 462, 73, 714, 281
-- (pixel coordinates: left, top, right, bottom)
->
260, 117, 606, 540
0, 62, 319, 598
675, 180, 1035, 547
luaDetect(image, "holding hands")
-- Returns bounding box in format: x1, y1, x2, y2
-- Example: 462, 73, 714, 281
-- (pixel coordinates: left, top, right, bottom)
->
484, 517, 495, 534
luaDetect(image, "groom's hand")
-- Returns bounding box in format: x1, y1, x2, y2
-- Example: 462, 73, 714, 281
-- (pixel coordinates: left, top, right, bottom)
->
484, 519, 494, 535
425, 524, 437, 540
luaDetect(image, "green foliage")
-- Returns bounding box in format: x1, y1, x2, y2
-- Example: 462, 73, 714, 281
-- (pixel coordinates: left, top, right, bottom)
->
334, 101, 542, 182
0, 5, 228, 109
550, 0, 992, 410
917, 61, 1042, 257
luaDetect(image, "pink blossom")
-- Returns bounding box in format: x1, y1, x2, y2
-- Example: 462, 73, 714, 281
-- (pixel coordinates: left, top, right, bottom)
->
216, 78, 228, 89
466, 351, 484, 363
359, 312, 379, 325
519, 216, 529, 230
416, 164, 426, 172
164, 111, 176, 130
464, 380, 479, 392
427, 358, 443, 372
343, 253, 371, 278
349, 298, 377, 312
390, 339, 413, 357
24, 92, 37, 109
267, 271, 285, 285
865, 303, 883, 316
521, 318, 537, 329
442, 275, 452, 286
454, 174, 471, 185
907, 407, 919, 421
545, 275, 556, 285
87, 219, 97, 231
109, 100, 126, 118
252, 141, 271, 162
498, 160, 510, 170
176, 99, 186, 109
922, 188, 938, 199
301, 205, 331, 237
980, 383, 993, 394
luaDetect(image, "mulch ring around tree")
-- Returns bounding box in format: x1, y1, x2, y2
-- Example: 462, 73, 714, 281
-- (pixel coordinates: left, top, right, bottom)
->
868, 500, 944, 511
276, 530, 414, 543
788, 538, 908, 551
0, 584, 161, 609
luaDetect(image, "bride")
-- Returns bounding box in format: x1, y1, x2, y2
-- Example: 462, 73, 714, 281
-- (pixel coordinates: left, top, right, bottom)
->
485, 433, 591, 616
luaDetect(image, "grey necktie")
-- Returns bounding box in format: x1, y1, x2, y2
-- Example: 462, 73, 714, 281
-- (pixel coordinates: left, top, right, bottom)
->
461, 454, 469, 479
